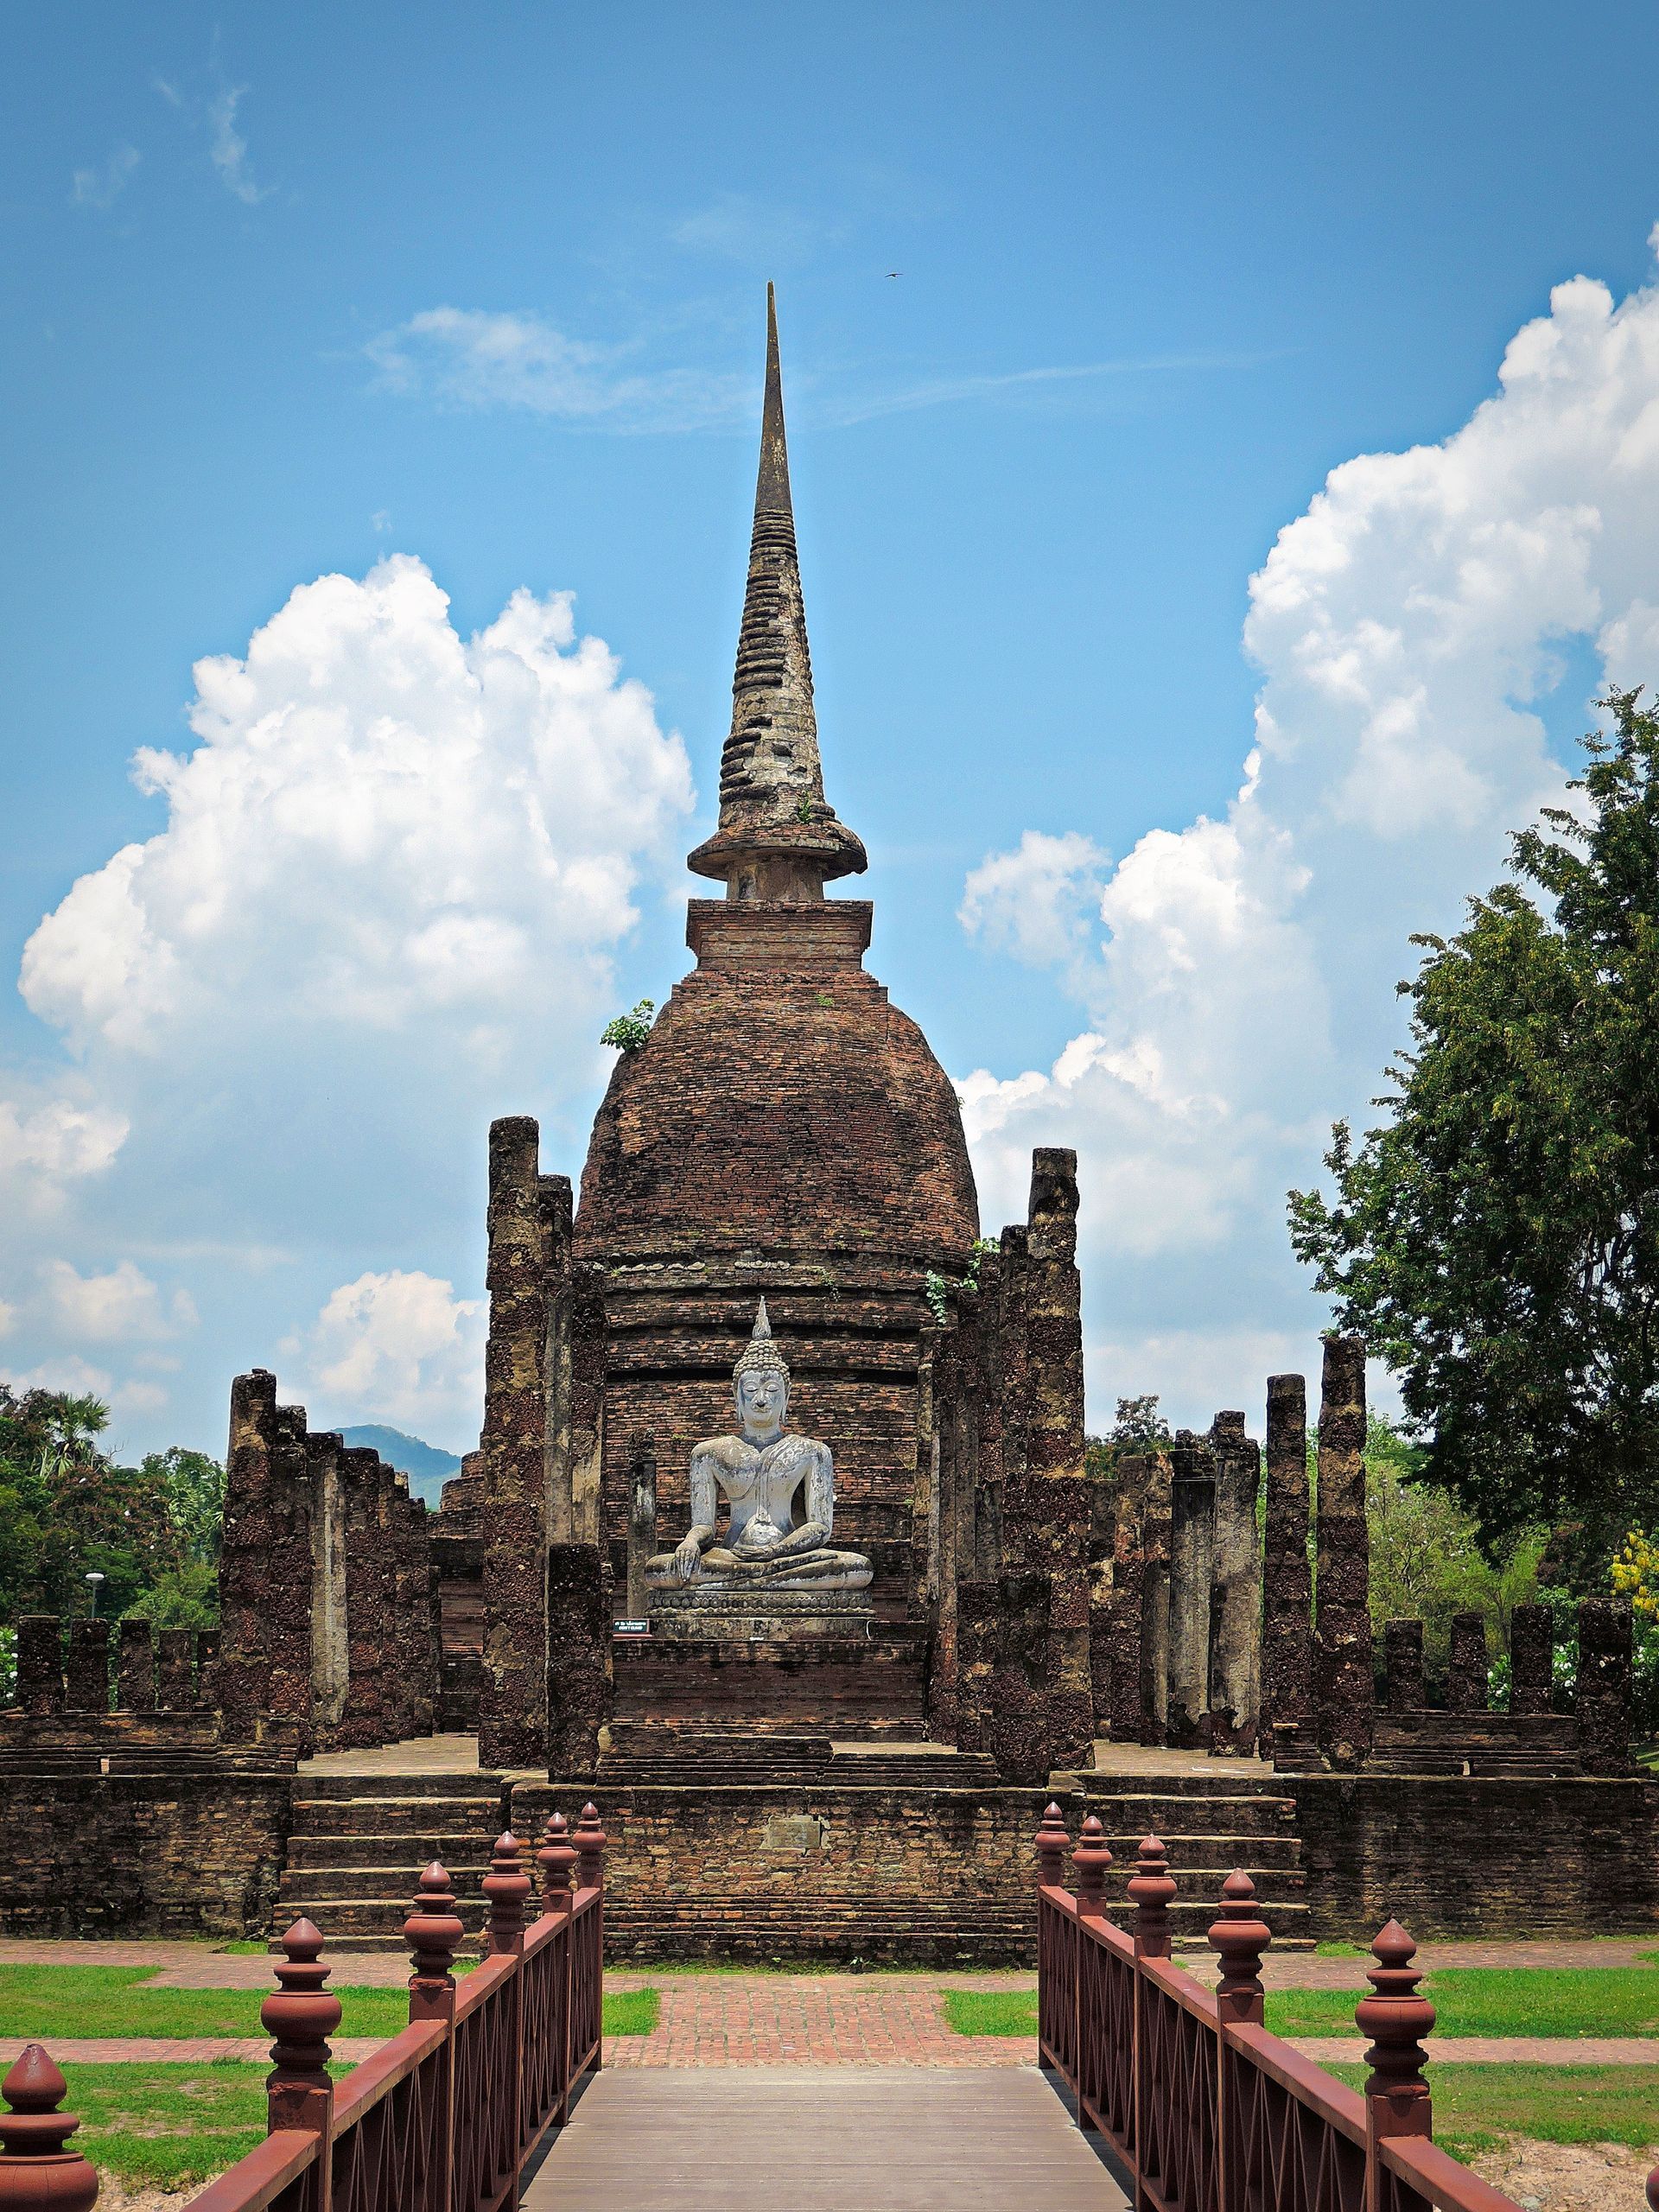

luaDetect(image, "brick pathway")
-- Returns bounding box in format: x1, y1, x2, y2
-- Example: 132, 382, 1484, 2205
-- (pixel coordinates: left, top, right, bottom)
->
607, 1980, 1029, 2069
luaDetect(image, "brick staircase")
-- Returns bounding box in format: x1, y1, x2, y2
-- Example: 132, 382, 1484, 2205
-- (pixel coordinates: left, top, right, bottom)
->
1075, 1767, 1311, 1949
274, 1770, 507, 1954
598, 1724, 1001, 1792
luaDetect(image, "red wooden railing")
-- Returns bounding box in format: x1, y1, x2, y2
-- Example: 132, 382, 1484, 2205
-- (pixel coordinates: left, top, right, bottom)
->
1036, 1804, 1532, 2212
0, 1804, 607, 2212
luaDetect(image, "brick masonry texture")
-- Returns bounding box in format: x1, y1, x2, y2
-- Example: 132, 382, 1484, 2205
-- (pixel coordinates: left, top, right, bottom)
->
1313, 1338, 1373, 1768
0, 1759, 294, 1937
1261, 1373, 1312, 1738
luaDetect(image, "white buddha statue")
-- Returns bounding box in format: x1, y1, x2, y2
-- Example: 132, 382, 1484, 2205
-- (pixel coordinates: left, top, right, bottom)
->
645, 1301, 872, 1596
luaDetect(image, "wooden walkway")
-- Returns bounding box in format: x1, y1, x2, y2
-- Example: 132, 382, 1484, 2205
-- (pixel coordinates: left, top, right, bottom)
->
524, 2067, 1128, 2209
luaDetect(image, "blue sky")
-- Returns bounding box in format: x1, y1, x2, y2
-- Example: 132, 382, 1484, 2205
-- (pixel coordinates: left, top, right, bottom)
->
8, 3, 1659, 1459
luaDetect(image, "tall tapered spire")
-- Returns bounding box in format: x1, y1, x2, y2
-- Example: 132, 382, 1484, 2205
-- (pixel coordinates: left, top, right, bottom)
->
688, 284, 867, 901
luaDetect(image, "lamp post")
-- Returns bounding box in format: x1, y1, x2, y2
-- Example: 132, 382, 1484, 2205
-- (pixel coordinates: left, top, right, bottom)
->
84, 1571, 105, 1619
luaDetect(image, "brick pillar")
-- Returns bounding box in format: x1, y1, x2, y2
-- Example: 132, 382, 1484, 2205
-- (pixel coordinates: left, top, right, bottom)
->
116, 1619, 156, 1710
340, 1446, 387, 1748
1446, 1611, 1489, 1713
65, 1620, 109, 1712
972, 1245, 1005, 1578
307, 1431, 348, 1745
1383, 1618, 1425, 1713
541, 1173, 575, 1545
156, 1627, 194, 1710
567, 1267, 607, 1554
1314, 1337, 1373, 1769
265, 1405, 315, 1752
995, 1224, 1030, 1561
1576, 1597, 1633, 1776
911, 1319, 939, 1611
988, 1569, 1053, 1784
956, 1576, 998, 1759
1207, 1411, 1262, 1753
625, 1447, 658, 1621
1509, 1602, 1554, 1717
1021, 1147, 1092, 1769
1262, 1373, 1312, 1739
1166, 1431, 1216, 1748
219, 1367, 279, 1741
194, 1627, 219, 1708
409, 1497, 438, 1738
1139, 1447, 1173, 1745
16, 1618, 63, 1714
480, 1118, 555, 1770
547, 1542, 610, 1777
1089, 1562, 1116, 1739
1108, 1453, 1147, 1742
386, 1477, 419, 1745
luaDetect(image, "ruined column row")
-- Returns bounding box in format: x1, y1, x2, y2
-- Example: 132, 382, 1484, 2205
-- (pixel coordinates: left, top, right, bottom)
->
949, 1147, 1094, 1783
10, 1618, 219, 1716
218, 1368, 441, 1756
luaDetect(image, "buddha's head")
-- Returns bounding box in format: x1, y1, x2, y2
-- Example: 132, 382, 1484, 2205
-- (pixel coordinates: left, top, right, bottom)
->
733, 1299, 789, 1440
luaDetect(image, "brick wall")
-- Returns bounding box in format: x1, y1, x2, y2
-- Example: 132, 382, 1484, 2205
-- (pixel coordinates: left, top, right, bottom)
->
0, 1758, 294, 1937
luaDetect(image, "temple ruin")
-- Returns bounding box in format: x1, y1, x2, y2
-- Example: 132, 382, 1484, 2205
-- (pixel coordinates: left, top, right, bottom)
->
2, 289, 1653, 1958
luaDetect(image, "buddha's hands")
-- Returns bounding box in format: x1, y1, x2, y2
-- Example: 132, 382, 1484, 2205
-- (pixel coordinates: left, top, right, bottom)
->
671, 1534, 703, 1582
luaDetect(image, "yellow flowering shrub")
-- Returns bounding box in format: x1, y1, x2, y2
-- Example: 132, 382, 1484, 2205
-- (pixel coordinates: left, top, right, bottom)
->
1610, 1529, 1659, 1622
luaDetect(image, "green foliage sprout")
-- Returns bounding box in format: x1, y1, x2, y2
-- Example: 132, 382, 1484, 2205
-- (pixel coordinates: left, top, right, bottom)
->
601, 998, 656, 1052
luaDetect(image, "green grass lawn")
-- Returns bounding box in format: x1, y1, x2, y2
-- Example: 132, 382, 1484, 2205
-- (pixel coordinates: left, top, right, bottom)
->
0, 1967, 658, 2047
1267, 1966, 1659, 2040
60, 2001, 660, 2196
1325, 2063, 1659, 2161
943, 1990, 1037, 2037
946, 1968, 1659, 2046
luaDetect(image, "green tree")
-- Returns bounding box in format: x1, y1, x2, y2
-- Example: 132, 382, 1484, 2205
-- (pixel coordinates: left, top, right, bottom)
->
1289, 689, 1659, 1543
0, 1388, 226, 1620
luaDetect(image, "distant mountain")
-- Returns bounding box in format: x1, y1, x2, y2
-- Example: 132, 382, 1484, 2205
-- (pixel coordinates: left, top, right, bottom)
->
338, 1426, 463, 1510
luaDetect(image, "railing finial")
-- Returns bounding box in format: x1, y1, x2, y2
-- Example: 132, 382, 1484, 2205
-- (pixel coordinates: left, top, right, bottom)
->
1033, 1802, 1071, 1892
0, 2044, 99, 2212
405, 1860, 463, 2020
1071, 1813, 1113, 1920
1355, 1918, 1434, 2147
575, 1803, 608, 1894
538, 1809, 578, 1915
1127, 1834, 1176, 1960
1208, 1869, 1271, 2025
262, 1917, 341, 2136
1648, 2161, 1659, 2210
483, 1831, 531, 1957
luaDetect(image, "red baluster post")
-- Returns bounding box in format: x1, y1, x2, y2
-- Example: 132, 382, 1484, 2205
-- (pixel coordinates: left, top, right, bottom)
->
1033, 1802, 1072, 1892
1210, 1872, 1271, 2212
1356, 1919, 1434, 2212
1648, 2163, 1659, 2209
1071, 1814, 1113, 1923
262, 1918, 339, 2212
537, 1812, 578, 1918
483, 1831, 530, 1959
1127, 1835, 1175, 1961
574, 1803, 607, 1897
405, 1865, 461, 2212
1128, 1835, 1179, 2197
0, 2046, 99, 2212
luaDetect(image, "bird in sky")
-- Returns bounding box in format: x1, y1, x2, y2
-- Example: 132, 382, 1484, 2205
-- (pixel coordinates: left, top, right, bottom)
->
887, 270, 901, 278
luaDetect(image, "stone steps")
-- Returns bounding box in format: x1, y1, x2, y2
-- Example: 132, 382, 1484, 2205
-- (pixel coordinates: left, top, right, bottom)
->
275, 1771, 506, 1948
289, 1793, 504, 1837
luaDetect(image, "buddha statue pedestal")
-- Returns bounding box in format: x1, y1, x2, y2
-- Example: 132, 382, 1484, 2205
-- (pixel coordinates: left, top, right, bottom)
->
644, 1300, 875, 1643
649, 1586, 874, 1643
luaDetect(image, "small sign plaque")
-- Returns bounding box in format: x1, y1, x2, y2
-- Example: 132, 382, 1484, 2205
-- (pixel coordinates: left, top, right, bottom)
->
613, 1618, 652, 1637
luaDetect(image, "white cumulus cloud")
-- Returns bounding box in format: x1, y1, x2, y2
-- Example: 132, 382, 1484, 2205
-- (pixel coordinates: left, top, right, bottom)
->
959, 237, 1659, 1430
285, 1269, 484, 1435
6, 554, 693, 1452
40, 1261, 196, 1344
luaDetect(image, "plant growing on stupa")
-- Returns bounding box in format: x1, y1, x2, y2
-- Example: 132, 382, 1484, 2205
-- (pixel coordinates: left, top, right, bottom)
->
601, 998, 656, 1052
